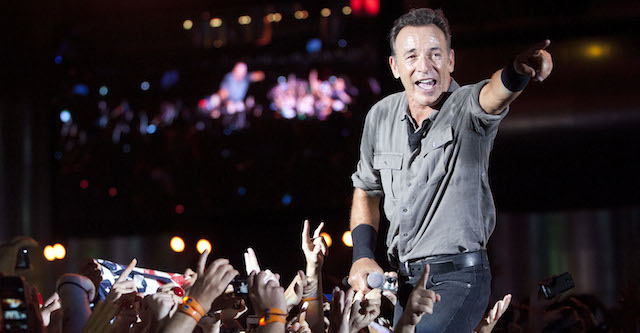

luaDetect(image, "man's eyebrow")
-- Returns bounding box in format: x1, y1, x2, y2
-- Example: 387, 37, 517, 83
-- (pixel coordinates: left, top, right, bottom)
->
403, 48, 416, 56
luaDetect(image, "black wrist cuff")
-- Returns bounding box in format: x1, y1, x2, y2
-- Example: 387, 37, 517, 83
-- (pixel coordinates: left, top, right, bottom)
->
351, 224, 377, 263
501, 60, 530, 92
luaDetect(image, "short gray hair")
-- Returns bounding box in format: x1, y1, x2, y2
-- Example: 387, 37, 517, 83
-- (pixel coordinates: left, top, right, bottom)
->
389, 8, 452, 56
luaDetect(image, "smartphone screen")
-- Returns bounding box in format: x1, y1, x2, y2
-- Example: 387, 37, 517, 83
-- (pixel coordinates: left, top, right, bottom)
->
1, 276, 29, 332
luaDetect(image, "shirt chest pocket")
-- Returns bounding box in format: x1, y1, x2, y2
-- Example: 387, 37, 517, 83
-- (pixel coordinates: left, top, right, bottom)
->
421, 125, 454, 186
373, 153, 403, 200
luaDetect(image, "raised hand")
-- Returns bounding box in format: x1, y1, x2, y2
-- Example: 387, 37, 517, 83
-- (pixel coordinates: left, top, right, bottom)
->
328, 287, 355, 333
243, 247, 277, 284
398, 264, 441, 328
247, 270, 286, 317
348, 258, 384, 293
105, 258, 138, 305
302, 220, 328, 271
349, 288, 382, 333
284, 270, 306, 311
475, 294, 512, 333
514, 40, 553, 82
187, 249, 239, 314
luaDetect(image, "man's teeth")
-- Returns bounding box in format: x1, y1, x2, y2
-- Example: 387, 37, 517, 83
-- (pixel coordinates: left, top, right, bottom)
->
416, 79, 436, 88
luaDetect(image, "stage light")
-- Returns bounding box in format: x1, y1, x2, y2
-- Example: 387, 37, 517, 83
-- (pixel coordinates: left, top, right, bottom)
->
342, 231, 353, 247
99, 86, 108, 96
342, 6, 352, 15
266, 14, 275, 22
140, 81, 150, 91
282, 194, 292, 205
72, 84, 89, 96
80, 179, 89, 189
273, 13, 282, 22
55, 56, 63, 64
196, 239, 212, 254
238, 16, 252, 25
294, 10, 304, 20
170, 236, 185, 252
237, 186, 247, 196
319, 232, 332, 247
584, 43, 610, 59
43, 245, 56, 261
321, 8, 331, 17
146, 124, 157, 134
53, 244, 66, 260
338, 39, 347, 47
108, 187, 117, 197
60, 110, 71, 123
302, 10, 309, 19
183, 20, 193, 30
210, 18, 222, 28
175, 204, 184, 214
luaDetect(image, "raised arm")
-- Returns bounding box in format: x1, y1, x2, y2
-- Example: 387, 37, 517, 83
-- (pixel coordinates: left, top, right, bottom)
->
479, 40, 553, 115
348, 188, 383, 292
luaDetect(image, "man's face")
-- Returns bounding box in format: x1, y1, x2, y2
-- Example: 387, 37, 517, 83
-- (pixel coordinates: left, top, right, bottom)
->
389, 24, 455, 111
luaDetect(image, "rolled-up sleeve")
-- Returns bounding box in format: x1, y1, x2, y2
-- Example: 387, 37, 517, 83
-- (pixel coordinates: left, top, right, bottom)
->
466, 80, 509, 135
351, 108, 384, 197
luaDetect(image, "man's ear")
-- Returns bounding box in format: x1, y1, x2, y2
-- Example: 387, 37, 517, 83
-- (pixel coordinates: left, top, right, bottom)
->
389, 55, 400, 79
448, 49, 455, 74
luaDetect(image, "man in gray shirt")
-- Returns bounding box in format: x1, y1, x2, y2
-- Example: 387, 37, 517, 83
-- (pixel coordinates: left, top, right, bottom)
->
348, 8, 553, 332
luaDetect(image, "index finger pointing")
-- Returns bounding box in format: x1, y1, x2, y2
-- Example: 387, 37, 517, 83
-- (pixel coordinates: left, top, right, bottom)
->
302, 220, 311, 245
197, 249, 210, 276
529, 39, 551, 54
116, 258, 137, 284
417, 264, 430, 289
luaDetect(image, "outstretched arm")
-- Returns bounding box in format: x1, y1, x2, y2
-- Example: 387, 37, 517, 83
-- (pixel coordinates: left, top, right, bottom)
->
479, 40, 553, 115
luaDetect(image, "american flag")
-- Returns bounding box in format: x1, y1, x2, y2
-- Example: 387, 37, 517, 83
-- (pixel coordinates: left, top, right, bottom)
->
95, 259, 187, 300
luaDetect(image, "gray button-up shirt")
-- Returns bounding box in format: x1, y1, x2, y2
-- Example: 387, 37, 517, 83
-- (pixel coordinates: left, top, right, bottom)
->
351, 79, 508, 265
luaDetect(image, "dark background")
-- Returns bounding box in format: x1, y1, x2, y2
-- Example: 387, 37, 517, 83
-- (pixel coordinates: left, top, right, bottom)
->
1, 0, 639, 306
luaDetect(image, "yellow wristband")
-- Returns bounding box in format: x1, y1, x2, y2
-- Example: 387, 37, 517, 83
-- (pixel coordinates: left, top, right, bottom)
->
178, 304, 202, 322
182, 296, 206, 317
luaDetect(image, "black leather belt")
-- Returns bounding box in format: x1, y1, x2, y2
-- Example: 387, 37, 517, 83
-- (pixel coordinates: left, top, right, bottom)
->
399, 250, 487, 277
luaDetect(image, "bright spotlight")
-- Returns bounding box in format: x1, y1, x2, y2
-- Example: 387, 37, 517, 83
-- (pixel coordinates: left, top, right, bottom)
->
196, 239, 212, 254
43, 245, 56, 261
210, 18, 222, 28
319, 232, 332, 247
140, 81, 150, 91
183, 20, 193, 30
53, 243, 66, 260
273, 13, 282, 22
321, 8, 331, 17
238, 15, 252, 25
342, 6, 352, 15
342, 231, 353, 247
170, 236, 185, 252
60, 110, 71, 123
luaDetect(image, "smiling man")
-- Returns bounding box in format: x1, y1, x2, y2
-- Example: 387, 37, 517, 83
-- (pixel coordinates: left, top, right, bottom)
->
348, 8, 552, 332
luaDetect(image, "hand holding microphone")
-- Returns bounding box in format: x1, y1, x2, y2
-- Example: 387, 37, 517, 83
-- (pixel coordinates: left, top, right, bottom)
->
346, 258, 384, 292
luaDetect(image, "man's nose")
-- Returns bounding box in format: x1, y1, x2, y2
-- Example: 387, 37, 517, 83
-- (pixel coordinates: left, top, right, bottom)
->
416, 55, 434, 72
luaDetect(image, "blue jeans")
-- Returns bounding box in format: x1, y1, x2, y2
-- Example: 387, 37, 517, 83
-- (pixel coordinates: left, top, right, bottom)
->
393, 255, 491, 333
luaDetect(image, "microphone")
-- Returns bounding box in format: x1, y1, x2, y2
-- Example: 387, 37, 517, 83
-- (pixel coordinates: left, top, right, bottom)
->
342, 272, 384, 289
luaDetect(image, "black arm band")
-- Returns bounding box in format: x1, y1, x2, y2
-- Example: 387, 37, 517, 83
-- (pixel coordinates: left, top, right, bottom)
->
501, 60, 530, 92
351, 224, 377, 263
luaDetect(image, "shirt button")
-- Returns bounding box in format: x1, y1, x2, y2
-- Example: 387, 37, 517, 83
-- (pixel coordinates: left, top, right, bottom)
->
402, 208, 408, 213
407, 182, 411, 187
403, 233, 408, 237
432, 142, 437, 147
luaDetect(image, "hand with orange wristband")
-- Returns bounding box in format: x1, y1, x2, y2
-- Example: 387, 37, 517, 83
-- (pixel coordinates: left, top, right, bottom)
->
248, 271, 288, 332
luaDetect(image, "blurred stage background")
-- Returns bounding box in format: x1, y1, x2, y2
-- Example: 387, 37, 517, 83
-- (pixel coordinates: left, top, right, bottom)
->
1, 0, 639, 308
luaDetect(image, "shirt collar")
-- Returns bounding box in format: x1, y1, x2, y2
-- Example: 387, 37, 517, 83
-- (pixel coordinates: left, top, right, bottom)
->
400, 78, 460, 122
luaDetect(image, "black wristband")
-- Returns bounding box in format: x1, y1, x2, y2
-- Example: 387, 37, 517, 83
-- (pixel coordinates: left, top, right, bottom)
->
501, 60, 530, 92
351, 224, 377, 263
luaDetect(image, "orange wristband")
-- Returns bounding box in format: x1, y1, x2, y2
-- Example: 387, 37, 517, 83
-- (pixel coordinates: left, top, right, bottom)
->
264, 308, 287, 316
178, 304, 202, 322
259, 315, 286, 326
301, 297, 318, 302
182, 296, 206, 317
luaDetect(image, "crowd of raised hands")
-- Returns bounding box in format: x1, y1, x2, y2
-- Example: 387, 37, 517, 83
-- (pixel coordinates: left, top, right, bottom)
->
1, 224, 628, 333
